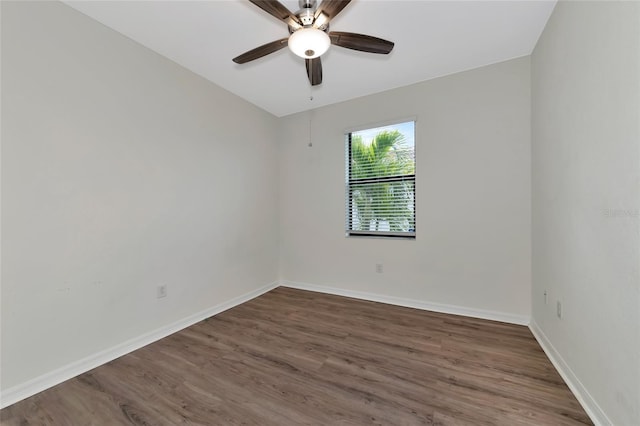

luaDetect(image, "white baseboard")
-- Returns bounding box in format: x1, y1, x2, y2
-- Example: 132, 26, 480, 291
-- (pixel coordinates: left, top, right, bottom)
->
529, 320, 611, 426
0, 281, 279, 409
280, 280, 530, 326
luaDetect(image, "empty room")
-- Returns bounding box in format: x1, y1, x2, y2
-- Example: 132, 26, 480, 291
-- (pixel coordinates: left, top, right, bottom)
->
1, 0, 638, 425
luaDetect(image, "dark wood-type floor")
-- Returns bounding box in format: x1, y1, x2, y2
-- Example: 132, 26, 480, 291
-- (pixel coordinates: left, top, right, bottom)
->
2, 287, 592, 425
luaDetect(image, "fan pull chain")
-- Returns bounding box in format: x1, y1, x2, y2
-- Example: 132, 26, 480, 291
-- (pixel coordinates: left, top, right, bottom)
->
308, 109, 313, 147
308, 88, 313, 147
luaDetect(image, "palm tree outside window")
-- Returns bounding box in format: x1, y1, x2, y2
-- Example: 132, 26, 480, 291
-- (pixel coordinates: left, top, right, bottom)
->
345, 121, 415, 238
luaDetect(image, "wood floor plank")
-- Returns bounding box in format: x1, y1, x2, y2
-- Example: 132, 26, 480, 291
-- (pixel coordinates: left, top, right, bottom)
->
1, 287, 592, 425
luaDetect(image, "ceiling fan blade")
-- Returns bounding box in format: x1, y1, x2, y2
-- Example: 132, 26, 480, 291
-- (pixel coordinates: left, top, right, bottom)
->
233, 38, 289, 64
306, 57, 323, 86
315, 0, 351, 21
249, 0, 301, 27
329, 31, 394, 54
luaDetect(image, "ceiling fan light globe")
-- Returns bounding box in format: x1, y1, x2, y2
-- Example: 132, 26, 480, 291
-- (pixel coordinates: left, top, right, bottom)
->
288, 28, 330, 59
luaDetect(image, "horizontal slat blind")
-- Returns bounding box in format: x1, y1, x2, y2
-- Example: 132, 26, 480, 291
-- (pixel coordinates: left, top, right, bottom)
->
346, 121, 416, 238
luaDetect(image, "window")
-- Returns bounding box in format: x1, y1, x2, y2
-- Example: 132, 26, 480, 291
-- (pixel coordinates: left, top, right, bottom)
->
346, 120, 416, 238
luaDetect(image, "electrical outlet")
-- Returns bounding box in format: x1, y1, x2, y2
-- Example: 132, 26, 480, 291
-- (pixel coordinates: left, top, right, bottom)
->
375, 263, 383, 273
544, 290, 547, 304
157, 284, 167, 299
556, 300, 562, 319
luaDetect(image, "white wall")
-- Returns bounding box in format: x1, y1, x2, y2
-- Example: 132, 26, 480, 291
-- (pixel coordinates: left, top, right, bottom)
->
1, 0, 279, 397
279, 57, 532, 323
531, 2, 640, 425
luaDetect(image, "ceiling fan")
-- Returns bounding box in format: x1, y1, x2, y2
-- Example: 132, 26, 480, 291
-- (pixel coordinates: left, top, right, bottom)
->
233, 0, 394, 86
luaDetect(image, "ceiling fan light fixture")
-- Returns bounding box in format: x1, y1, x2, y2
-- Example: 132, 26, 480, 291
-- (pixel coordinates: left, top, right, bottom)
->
288, 27, 330, 59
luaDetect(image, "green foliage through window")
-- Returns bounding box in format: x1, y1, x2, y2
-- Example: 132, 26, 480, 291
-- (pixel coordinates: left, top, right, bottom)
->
346, 121, 415, 237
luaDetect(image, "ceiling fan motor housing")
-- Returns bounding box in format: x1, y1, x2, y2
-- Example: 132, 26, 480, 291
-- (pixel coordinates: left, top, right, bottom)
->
297, 0, 316, 27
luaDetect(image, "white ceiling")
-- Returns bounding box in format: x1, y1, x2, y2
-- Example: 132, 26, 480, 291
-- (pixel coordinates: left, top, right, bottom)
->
64, 0, 556, 117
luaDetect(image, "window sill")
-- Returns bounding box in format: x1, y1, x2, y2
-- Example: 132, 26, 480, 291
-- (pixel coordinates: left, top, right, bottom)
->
346, 232, 416, 240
